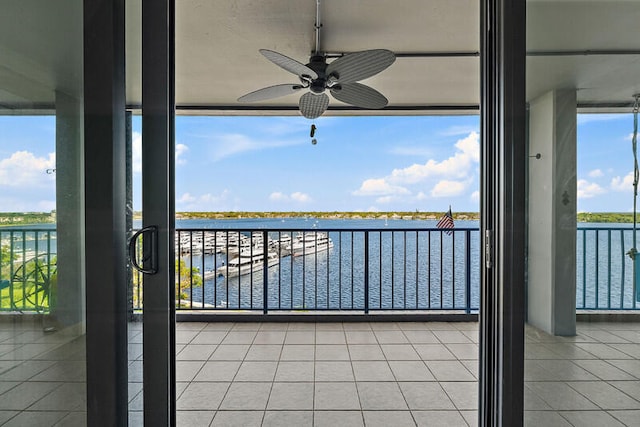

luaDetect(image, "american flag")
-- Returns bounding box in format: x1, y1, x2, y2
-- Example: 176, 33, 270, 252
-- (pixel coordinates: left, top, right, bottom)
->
437, 207, 455, 236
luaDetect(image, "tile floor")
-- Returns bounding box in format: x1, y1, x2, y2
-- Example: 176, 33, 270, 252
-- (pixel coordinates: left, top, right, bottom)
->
524, 321, 640, 427
0, 320, 86, 426
159, 321, 479, 427
1, 319, 640, 426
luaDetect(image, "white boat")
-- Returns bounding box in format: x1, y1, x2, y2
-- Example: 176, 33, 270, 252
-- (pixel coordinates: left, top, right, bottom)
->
292, 232, 334, 256
272, 233, 293, 257
215, 248, 280, 278
223, 234, 251, 257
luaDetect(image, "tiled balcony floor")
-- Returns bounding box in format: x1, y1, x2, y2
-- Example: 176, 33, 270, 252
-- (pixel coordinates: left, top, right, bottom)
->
163, 321, 480, 427
1, 320, 640, 426
524, 321, 640, 427
151, 320, 640, 427
0, 320, 86, 427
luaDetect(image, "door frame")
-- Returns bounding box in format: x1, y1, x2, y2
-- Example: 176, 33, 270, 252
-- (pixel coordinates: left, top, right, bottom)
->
479, 0, 526, 425
83, 0, 527, 424
84, 0, 129, 425
142, 0, 176, 425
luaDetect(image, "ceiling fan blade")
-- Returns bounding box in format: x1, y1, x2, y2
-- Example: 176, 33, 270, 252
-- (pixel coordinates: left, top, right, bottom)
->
237, 84, 303, 102
260, 49, 319, 79
299, 92, 329, 119
326, 49, 395, 84
330, 82, 388, 109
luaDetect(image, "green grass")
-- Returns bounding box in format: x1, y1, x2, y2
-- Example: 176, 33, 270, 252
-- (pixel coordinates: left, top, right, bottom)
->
0, 282, 49, 312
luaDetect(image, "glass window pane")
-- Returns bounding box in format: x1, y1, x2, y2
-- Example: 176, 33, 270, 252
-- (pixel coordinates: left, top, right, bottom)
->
525, 1, 640, 425
0, 0, 86, 424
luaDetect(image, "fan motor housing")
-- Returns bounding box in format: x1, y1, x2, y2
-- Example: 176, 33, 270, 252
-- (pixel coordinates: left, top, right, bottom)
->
306, 55, 329, 94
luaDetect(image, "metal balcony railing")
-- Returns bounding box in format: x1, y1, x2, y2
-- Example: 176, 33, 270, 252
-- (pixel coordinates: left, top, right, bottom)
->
0, 229, 56, 312
577, 227, 639, 310
2, 225, 639, 314
157, 228, 482, 313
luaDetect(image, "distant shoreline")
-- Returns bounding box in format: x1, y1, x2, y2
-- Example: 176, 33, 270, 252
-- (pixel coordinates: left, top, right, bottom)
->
0, 211, 638, 226
173, 211, 480, 221
175, 212, 638, 223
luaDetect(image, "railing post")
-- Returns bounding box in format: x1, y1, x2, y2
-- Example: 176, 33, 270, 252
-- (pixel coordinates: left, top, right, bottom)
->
364, 231, 369, 314
620, 229, 626, 309
582, 229, 586, 309
607, 230, 612, 309
595, 229, 599, 309
263, 230, 269, 315
466, 230, 471, 313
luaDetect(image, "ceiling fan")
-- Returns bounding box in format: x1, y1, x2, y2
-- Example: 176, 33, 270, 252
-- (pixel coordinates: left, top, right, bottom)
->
237, 0, 395, 119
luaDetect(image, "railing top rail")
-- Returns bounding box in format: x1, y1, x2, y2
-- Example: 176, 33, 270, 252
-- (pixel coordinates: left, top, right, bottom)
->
174, 227, 480, 232
0, 228, 56, 232
577, 226, 635, 231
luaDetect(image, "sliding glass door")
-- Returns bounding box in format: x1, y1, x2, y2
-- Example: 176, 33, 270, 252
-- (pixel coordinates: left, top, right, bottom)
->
125, 0, 176, 425
0, 1, 87, 424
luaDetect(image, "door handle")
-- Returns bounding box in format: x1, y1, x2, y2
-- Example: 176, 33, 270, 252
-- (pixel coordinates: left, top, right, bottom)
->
128, 225, 158, 274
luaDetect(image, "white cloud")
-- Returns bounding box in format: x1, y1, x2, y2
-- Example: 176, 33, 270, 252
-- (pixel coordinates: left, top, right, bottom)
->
577, 179, 605, 199
133, 132, 190, 172
610, 172, 635, 192
269, 191, 312, 203
132, 132, 142, 173
352, 132, 480, 206
178, 193, 196, 203
290, 192, 311, 202
353, 178, 410, 196
269, 192, 288, 201
176, 190, 231, 211
176, 143, 189, 165
211, 134, 256, 160
588, 169, 604, 178
387, 132, 479, 185
431, 180, 468, 198
0, 151, 56, 188
471, 191, 480, 203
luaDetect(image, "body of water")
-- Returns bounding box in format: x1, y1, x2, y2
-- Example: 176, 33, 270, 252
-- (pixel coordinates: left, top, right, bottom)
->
4, 219, 638, 311
176, 218, 480, 311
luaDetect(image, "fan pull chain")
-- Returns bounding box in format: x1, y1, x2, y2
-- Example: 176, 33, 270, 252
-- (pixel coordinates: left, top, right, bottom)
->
310, 124, 318, 145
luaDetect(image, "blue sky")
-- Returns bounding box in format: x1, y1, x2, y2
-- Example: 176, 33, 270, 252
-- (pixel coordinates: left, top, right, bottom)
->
0, 113, 635, 213
576, 114, 636, 212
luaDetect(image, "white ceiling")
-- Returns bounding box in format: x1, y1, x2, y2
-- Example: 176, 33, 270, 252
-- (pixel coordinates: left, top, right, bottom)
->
1, 1, 639, 115
126, 0, 481, 115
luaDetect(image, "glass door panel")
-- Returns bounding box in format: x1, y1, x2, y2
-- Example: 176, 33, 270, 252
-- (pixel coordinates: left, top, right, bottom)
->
0, 1, 86, 425
524, 1, 640, 425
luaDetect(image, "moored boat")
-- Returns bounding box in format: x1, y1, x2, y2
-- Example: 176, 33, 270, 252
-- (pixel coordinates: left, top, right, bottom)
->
215, 248, 280, 278
291, 231, 334, 256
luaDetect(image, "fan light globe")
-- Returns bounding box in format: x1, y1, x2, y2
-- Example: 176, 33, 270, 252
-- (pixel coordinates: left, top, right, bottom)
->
310, 81, 326, 94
